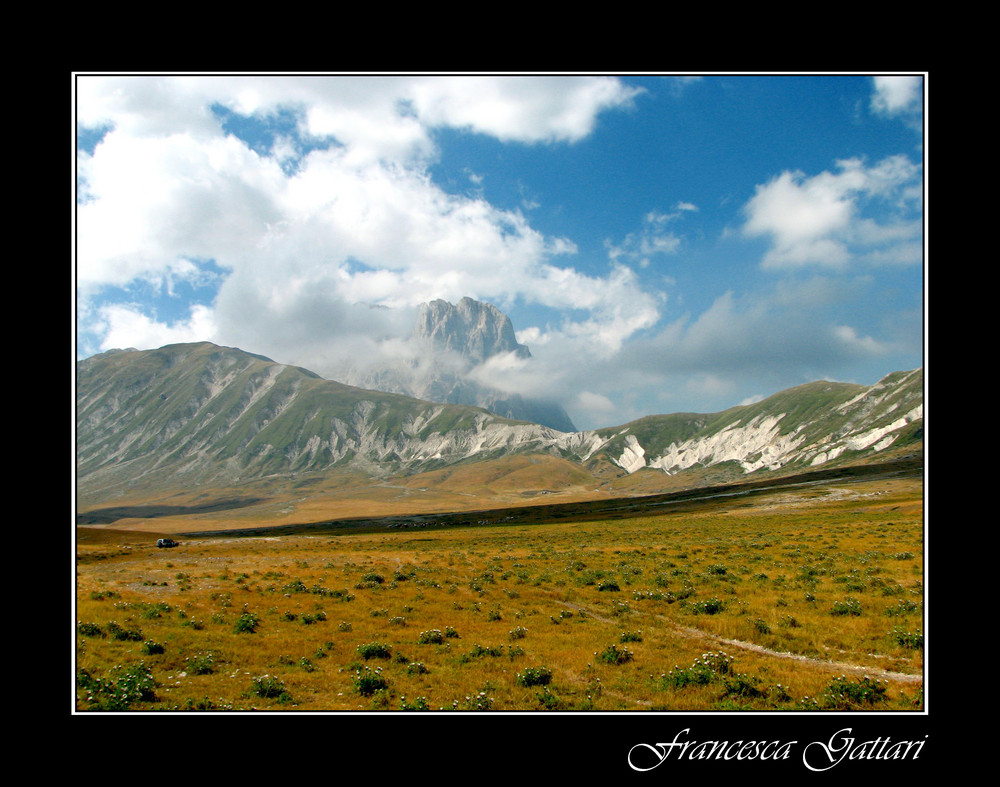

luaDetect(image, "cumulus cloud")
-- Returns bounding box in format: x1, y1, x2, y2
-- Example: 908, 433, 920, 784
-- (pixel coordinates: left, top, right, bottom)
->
89, 303, 218, 353
75, 74, 650, 372
742, 156, 922, 270
871, 76, 922, 117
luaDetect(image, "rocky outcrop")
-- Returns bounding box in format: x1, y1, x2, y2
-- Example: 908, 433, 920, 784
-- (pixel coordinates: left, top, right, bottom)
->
346, 297, 577, 432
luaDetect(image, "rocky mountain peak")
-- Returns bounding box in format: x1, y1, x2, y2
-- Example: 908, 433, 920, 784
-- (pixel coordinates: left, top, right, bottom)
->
415, 297, 531, 363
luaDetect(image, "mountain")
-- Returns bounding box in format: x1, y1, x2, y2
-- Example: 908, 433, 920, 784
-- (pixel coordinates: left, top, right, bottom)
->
415, 297, 531, 363
76, 340, 923, 506
593, 368, 923, 477
75, 341, 575, 499
340, 297, 577, 432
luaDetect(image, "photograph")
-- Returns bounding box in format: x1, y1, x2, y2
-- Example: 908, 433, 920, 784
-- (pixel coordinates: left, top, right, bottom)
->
72, 71, 929, 771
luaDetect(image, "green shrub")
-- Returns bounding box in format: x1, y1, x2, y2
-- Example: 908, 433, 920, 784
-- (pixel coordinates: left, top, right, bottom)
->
891, 627, 923, 649
77, 621, 104, 638
78, 663, 157, 710
353, 666, 389, 696
460, 643, 505, 662
657, 651, 734, 689
689, 597, 725, 615
357, 642, 393, 660
810, 675, 888, 709
185, 651, 215, 675
106, 620, 143, 641
233, 609, 260, 633
596, 644, 634, 665
399, 695, 430, 711
250, 674, 291, 703
831, 598, 862, 616
516, 666, 553, 687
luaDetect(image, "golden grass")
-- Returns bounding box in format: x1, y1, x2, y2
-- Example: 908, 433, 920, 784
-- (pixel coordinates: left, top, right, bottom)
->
74, 475, 924, 712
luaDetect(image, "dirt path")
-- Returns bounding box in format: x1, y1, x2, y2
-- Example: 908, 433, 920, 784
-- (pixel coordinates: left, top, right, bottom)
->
557, 601, 923, 685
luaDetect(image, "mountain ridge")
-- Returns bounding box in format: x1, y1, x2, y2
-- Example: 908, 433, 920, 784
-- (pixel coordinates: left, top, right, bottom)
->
76, 340, 923, 511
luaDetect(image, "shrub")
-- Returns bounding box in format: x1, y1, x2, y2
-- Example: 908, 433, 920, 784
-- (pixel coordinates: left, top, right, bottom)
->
406, 661, 430, 675
77, 621, 104, 638
620, 630, 643, 643
185, 651, 215, 675
251, 674, 291, 703
596, 644, 634, 665
357, 642, 393, 660
298, 657, 316, 672
453, 690, 494, 710
657, 651, 734, 689
460, 643, 505, 662
886, 599, 920, 616
721, 672, 765, 699
689, 597, 725, 615
535, 685, 563, 710
813, 675, 888, 709
516, 666, 553, 687
417, 629, 444, 645
353, 666, 389, 696
399, 695, 430, 711
891, 627, 924, 649
233, 609, 260, 633
106, 621, 143, 641
141, 640, 165, 655
78, 663, 156, 710
508, 626, 527, 640
831, 598, 862, 616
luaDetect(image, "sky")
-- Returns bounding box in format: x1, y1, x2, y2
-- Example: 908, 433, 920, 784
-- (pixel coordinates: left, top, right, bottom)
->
74, 73, 925, 431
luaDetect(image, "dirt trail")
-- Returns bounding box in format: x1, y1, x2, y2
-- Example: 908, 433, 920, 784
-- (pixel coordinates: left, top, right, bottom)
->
557, 601, 923, 685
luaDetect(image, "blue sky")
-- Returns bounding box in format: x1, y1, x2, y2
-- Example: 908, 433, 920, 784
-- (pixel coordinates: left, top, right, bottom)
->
75, 74, 924, 430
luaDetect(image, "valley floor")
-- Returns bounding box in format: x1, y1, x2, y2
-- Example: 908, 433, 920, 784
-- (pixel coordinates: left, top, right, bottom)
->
74, 467, 924, 714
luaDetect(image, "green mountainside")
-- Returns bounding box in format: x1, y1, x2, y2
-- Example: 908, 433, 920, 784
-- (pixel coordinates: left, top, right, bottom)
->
76, 342, 923, 503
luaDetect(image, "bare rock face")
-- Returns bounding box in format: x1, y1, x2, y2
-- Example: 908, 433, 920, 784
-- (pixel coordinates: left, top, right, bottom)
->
414, 297, 531, 363
355, 297, 577, 433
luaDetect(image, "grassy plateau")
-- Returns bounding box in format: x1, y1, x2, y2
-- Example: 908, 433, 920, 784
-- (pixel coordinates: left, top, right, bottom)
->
75, 468, 924, 713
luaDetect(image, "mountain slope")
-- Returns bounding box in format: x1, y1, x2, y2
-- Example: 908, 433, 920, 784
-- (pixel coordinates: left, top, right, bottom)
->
76, 342, 573, 499
591, 368, 923, 477
76, 341, 923, 506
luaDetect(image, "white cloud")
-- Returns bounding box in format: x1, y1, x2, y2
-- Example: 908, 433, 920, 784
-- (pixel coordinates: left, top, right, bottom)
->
606, 209, 684, 268
406, 76, 643, 143
742, 156, 922, 270
75, 74, 651, 374
832, 324, 889, 357
90, 303, 218, 353
871, 76, 922, 117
